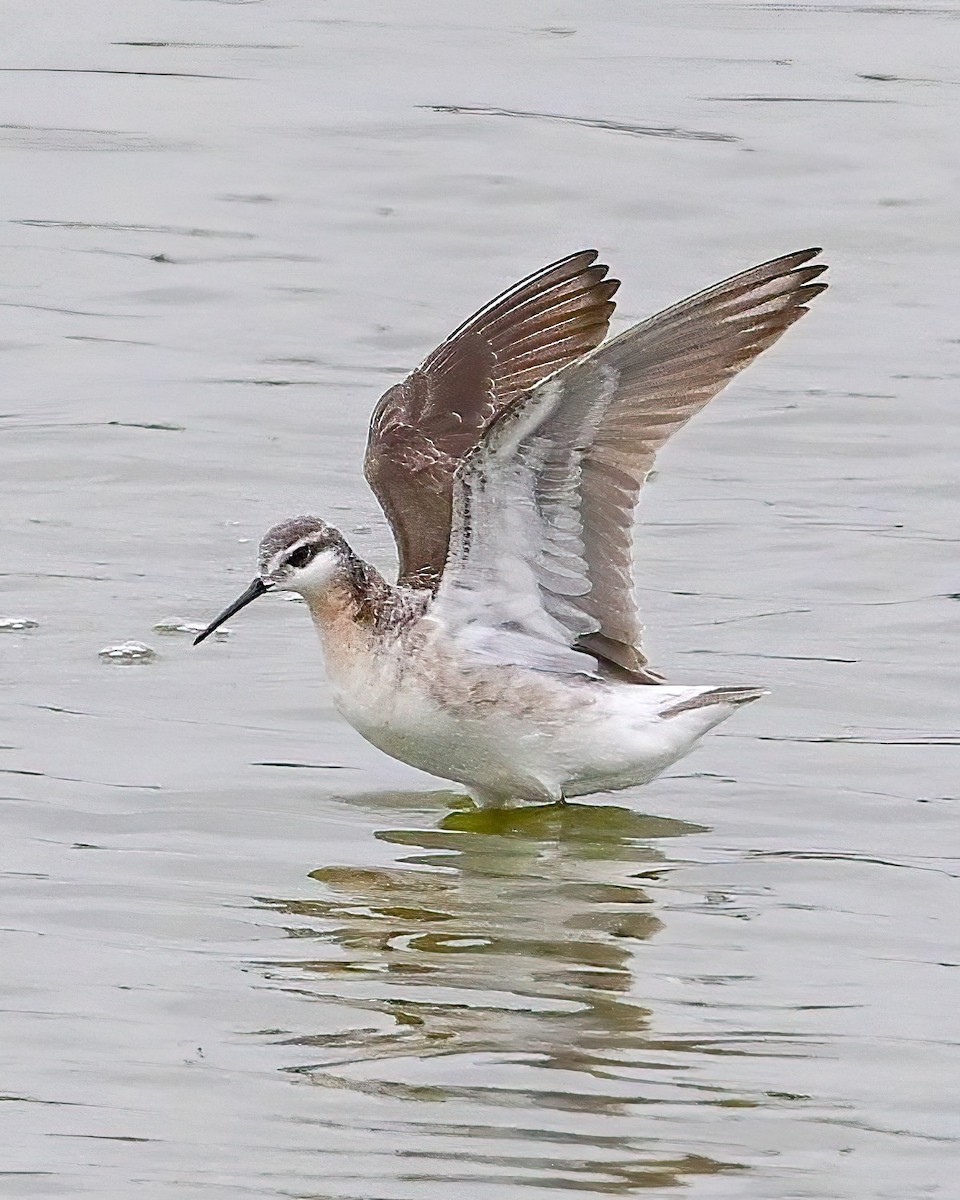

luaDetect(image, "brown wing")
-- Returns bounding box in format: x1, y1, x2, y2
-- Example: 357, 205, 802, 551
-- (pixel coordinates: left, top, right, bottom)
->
574, 248, 828, 679
433, 248, 828, 684
364, 250, 619, 589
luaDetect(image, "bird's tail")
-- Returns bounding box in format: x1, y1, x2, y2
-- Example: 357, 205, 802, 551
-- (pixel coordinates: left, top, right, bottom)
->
659, 686, 768, 719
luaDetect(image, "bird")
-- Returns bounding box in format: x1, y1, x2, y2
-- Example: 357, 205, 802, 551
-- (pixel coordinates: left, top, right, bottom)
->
194, 247, 827, 807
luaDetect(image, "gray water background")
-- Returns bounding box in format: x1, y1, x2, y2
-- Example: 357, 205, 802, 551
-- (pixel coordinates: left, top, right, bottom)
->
2, 1, 958, 1196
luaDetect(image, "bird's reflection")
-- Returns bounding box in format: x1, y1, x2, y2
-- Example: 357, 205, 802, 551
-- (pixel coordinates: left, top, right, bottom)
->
255, 793, 747, 1191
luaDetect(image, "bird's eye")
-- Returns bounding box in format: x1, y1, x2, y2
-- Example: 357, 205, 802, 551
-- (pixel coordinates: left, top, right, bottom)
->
285, 545, 312, 570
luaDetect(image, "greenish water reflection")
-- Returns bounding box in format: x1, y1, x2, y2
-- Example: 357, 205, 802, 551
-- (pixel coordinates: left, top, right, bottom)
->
256, 795, 748, 1191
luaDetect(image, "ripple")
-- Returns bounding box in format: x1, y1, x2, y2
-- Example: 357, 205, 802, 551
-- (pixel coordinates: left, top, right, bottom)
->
0, 124, 187, 152
13, 219, 256, 240
421, 104, 740, 143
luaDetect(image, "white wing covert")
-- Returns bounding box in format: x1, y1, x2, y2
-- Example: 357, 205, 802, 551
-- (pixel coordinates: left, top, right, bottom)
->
431, 249, 828, 680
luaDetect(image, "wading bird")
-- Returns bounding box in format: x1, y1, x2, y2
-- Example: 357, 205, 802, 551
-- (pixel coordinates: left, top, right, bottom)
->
195, 248, 827, 806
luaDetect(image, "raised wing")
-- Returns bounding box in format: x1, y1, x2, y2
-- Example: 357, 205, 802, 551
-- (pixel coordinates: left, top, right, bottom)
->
432, 248, 828, 681
364, 251, 619, 589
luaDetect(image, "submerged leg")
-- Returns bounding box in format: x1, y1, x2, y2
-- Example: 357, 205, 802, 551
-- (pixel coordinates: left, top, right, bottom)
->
468, 787, 513, 810
468, 779, 564, 809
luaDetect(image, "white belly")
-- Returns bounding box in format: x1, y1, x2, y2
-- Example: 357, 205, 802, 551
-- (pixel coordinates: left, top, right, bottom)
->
327, 643, 738, 806
333, 665, 560, 802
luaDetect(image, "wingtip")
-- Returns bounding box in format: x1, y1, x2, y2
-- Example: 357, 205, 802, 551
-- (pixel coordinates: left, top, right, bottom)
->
552, 248, 601, 273
790, 247, 828, 276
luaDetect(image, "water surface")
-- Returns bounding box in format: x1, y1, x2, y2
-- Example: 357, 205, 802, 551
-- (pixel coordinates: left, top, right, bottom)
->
3, 1, 958, 1196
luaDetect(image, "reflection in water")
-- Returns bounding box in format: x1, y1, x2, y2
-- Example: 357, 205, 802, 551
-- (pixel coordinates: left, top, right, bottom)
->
255, 794, 751, 1192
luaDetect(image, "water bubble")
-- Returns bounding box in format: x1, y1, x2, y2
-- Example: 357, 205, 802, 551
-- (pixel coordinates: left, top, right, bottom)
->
98, 640, 157, 664
0, 617, 40, 632
153, 620, 229, 640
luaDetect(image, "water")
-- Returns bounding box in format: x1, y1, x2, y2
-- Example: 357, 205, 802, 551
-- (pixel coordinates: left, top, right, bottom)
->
3, 1, 958, 1196
153, 620, 229, 638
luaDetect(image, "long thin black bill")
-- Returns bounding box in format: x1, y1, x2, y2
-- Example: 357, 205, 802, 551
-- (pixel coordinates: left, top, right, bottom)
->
193, 577, 268, 645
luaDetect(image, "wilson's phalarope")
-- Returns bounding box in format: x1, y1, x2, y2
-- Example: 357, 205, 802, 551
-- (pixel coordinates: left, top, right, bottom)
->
195, 248, 827, 806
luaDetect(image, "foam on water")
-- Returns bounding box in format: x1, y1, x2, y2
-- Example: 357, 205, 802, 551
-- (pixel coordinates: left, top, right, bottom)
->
98, 640, 157, 664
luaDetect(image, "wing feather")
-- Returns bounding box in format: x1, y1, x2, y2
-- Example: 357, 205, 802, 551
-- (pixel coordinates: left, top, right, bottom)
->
432, 249, 828, 680
364, 251, 619, 589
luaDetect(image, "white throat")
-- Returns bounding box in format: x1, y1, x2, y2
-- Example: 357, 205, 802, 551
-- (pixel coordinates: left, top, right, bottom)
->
285, 547, 342, 598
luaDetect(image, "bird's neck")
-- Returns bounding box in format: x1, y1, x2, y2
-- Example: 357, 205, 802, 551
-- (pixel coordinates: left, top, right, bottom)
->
301, 542, 393, 644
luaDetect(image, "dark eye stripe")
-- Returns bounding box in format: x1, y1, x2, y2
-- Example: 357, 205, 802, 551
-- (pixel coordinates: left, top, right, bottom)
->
285, 545, 312, 570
